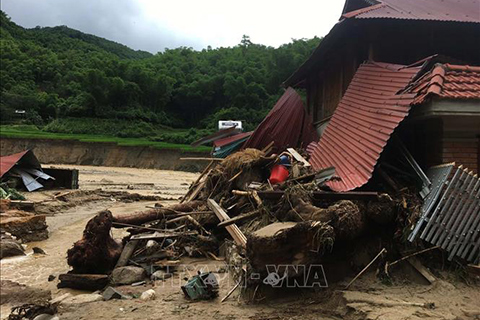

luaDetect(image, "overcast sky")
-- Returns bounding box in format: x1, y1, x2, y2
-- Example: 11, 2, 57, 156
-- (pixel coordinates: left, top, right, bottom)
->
1, 0, 345, 53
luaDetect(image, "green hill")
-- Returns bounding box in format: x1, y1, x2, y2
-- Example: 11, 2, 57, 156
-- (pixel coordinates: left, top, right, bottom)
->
0, 10, 321, 140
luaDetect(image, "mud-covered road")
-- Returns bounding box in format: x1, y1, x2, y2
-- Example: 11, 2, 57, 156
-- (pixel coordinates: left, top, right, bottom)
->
1, 165, 479, 320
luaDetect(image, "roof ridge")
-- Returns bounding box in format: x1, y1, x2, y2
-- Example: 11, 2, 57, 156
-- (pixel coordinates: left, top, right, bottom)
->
342, 3, 387, 19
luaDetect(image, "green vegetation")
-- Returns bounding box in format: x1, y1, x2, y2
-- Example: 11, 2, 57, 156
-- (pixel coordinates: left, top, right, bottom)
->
0, 10, 321, 147
0, 125, 211, 152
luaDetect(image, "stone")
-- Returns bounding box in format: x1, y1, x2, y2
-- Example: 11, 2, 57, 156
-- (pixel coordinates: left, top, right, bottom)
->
151, 270, 173, 281
102, 286, 130, 301
0, 239, 25, 259
140, 289, 156, 301
48, 275, 56, 282
33, 247, 46, 254
33, 315, 59, 320
61, 293, 103, 305
111, 266, 147, 285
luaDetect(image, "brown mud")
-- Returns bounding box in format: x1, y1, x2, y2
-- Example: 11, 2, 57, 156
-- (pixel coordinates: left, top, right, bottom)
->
0, 137, 208, 171
1, 165, 479, 320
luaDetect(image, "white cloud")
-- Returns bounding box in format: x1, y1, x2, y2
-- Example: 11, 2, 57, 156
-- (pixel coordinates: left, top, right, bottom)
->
2, 0, 345, 53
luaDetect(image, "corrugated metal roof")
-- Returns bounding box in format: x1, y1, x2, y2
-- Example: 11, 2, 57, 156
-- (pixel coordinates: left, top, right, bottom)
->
213, 131, 253, 148
242, 87, 319, 152
343, 0, 480, 23
410, 63, 480, 103
309, 62, 420, 191
0, 150, 40, 178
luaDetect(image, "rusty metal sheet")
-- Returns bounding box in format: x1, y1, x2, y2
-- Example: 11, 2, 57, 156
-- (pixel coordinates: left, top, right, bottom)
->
347, 0, 480, 23
0, 150, 41, 179
242, 87, 319, 153
309, 62, 420, 191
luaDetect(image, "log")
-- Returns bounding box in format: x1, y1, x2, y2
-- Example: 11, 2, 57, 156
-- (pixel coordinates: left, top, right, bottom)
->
113, 201, 205, 226
114, 240, 139, 268
57, 273, 109, 291
67, 210, 123, 274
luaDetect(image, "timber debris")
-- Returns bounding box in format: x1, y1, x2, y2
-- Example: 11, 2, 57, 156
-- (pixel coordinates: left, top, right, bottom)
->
59, 146, 480, 301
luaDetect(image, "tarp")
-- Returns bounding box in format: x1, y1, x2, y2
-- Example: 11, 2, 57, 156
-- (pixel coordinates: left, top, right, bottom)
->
242, 87, 319, 152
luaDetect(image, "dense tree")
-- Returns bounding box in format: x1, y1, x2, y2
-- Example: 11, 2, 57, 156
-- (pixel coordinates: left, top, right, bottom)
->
0, 10, 321, 133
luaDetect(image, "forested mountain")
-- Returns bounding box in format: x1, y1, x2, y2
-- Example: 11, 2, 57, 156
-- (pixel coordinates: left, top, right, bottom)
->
0, 10, 321, 134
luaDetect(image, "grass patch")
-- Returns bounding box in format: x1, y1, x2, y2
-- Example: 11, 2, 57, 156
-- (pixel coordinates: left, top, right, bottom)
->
0, 125, 211, 153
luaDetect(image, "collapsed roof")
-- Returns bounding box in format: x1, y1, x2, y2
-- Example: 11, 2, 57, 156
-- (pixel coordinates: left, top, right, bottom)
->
309, 61, 420, 191
242, 87, 319, 152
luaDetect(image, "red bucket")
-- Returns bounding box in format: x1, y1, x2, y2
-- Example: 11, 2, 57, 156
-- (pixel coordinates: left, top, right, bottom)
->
269, 164, 289, 184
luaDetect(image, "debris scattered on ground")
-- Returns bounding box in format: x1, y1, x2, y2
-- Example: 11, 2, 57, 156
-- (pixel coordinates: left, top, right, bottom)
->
55, 144, 479, 312
182, 272, 219, 300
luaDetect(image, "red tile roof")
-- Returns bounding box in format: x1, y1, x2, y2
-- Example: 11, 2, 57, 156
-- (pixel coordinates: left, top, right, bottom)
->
343, 0, 480, 23
309, 62, 420, 191
242, 87, 319, 152
410, 64, 480, 104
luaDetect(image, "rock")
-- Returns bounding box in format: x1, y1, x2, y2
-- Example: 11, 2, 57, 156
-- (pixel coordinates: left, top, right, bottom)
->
140, 289, 156, 301
102, 286, 130, 300
33, 315, 59, 320
48, 275, 56, 282
61, 293, 103, 305
146, 240, 157, 248
0, 239, 25, 259
111, 266, 146, 285
33, 247, 46, 254
151, 270, 173, 281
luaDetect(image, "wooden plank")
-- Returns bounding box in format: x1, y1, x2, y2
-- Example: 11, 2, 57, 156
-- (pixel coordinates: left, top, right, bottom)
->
130, 231, 197, 240
115, 240, 139, 268
408, 257, 436, 284
186, 178, 208, 202
255, 190, 379, 201
181, 161, 215, 203
180, 157, 223, 161
287, 148, 311, 167
207, 199, 247, 247
218, 210, 260, 228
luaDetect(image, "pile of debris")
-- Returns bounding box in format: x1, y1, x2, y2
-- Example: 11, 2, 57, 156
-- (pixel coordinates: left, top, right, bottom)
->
59, 146, 428, 300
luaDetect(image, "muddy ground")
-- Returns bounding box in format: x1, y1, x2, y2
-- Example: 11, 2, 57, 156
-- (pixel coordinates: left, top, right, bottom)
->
1, 165, 479, 320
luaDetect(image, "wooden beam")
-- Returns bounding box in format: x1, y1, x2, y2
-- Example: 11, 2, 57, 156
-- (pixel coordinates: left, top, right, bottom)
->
255, 190, 379, 201
287, 148, 311, 167
180, 157, 223, 161
217, 210, 260, 228
181, 161, 215, 203
130, 231, 197, 240
207, 199, 247, 248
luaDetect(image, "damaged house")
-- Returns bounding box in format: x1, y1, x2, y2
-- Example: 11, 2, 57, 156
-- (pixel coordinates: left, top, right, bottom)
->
285, 0, 480, 179
282, 0, 480, 261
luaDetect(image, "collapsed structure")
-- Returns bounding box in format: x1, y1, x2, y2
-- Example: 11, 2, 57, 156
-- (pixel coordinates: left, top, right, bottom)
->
19, 0, 480, 303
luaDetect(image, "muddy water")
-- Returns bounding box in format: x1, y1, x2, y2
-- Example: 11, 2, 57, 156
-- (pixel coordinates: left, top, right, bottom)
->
1, 165, 199, 319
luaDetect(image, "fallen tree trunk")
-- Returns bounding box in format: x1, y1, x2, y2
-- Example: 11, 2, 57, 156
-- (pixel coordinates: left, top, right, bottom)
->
57, 273, 109, 291
112, 200, 206, 226
67, 210, 122, 274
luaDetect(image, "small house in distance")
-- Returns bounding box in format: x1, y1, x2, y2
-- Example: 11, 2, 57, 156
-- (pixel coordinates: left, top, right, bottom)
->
284, 0, 480, 191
